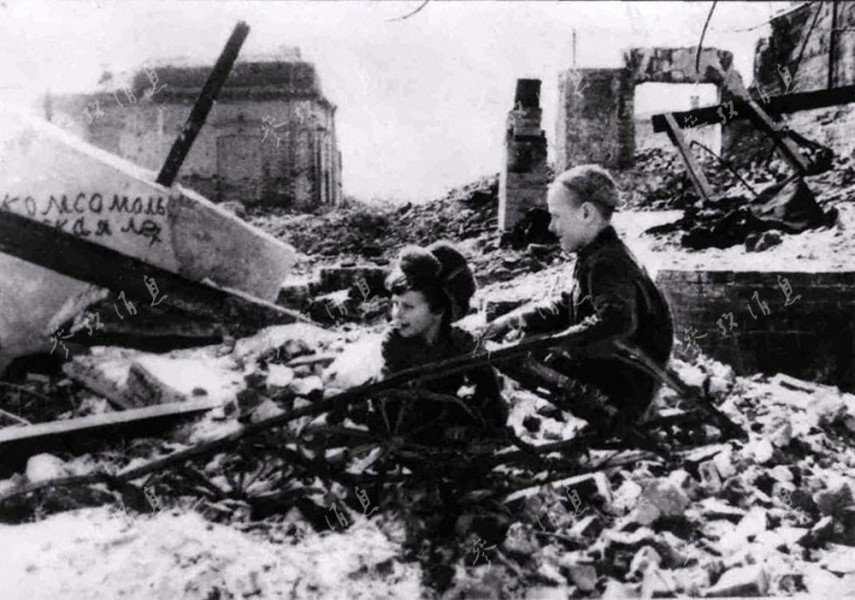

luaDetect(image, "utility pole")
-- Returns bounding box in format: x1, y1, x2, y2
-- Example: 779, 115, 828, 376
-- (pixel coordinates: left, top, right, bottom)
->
572, 29, 577, 68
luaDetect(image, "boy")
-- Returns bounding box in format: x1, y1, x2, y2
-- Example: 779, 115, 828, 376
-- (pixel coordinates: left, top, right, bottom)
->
481, 165, 673, 427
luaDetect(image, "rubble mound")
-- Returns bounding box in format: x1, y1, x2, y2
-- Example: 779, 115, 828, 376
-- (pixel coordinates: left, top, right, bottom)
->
248, 175, 500, 262
3, 327, 855, 598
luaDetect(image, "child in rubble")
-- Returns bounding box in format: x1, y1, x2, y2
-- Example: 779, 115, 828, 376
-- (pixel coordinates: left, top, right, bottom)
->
323, 241, 508, 446
478, 165, 674, 429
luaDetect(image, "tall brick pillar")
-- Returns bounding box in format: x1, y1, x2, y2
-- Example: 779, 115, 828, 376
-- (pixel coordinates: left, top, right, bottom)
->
498, 79, 549, 232
556, 68, 634, 172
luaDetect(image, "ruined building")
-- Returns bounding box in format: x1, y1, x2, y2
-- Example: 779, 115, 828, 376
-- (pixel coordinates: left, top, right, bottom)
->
556, 47, 745, 172
498, 79, 549, 232
729, 1, 855, 162
557, 2, 855, 173
47, 48, 342, 210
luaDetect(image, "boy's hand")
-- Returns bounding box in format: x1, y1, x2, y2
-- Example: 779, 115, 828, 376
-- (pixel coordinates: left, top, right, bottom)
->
476, 315, 520, 346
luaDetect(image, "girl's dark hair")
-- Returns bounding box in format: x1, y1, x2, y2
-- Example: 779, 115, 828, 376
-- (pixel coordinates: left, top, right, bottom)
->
385, 241, 476, 324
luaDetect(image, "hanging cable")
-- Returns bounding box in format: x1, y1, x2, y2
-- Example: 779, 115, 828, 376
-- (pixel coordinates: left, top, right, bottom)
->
708, 1, 818, 33
695, 1, 719, 85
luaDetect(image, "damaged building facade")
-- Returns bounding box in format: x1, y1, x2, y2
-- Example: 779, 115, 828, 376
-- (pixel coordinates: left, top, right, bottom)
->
728, 1, 855, 162
47, 48, 342, 210
556, 47, 746, 172
558, 2, 855, 173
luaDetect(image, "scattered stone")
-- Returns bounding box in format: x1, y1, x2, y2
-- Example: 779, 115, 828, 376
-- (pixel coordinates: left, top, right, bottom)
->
698, 460, 723, 491
713, 446, 737, 479
698, 498, 746, 522
775, 526, 809, 547
566, 564, 597, 592
705, 565, 768, 597
638, 479, 690, 519
807, 516, 836, 546
537, 562, 564, 585
768, 420, 793, 448
602, 579, 640, 599
640, 567, 677, 598
288, 376, 324, 399
769, 465, 794, 483
629, 546, 662, 577
815, 392, 849, 427
25, 453, 70, 483
717, 507, 768, 555
127, 355, 245, 406
612, 479, 643, 513
671, 567, 711, 596
249, 399, 286, 423
815, 480, 854, 517
266, 364, 295, 393
821, 544, 855, 575
743, 438, 775, 464
803, 564, 849, 596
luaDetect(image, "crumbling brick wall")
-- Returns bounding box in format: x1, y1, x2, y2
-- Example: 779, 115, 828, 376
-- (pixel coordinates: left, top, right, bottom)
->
49, 58, 342, 211
658, 269, 855, 392
730, 2, 855, 165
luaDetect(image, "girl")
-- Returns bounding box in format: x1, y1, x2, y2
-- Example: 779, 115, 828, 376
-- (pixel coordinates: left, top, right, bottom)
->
324, 241, 508, 446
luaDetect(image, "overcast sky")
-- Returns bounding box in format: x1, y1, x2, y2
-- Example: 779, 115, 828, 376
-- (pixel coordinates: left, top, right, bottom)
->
0, 1, 792, 202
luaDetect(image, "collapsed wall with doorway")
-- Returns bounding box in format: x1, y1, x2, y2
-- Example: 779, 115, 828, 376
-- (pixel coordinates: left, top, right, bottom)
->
555, 47, 746, 172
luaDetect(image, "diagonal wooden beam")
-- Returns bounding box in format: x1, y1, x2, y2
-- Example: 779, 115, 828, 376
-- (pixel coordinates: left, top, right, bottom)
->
651, 84, 855, 132
156, 22, 250, 187
0, 209, 310, 329
661, 113, 715, 203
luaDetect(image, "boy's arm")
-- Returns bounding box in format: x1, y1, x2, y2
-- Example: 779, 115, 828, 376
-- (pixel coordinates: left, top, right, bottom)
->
480, 293, 570, 342
517, 292, 571, 335
557, 257, 639, 350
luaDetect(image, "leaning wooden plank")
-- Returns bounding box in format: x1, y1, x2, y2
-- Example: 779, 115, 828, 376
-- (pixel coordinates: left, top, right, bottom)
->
157, 22, 250, 187
0, 209, 311, 330
0, 398, 221, 446
0, 398, 223, 476
662, 113, 715, 203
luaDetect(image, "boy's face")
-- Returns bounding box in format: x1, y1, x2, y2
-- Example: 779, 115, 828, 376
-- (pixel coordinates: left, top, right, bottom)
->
547, 185, 596, 254
391, 290, 443, 340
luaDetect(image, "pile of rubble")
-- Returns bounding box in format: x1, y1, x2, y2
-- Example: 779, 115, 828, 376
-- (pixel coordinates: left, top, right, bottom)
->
247, 175, 500, 265
2, 320, 855, 598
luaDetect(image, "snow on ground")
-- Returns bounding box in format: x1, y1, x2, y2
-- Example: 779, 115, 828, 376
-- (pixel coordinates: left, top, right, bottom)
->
613, 206, 855, 275
0, 507, 422, 600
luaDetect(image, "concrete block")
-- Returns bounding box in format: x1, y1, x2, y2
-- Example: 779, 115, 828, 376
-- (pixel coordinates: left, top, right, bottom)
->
0, 107, 296, 369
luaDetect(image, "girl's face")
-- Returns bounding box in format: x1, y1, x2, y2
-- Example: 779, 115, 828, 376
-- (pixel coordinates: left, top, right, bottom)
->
391, 290, 444, 341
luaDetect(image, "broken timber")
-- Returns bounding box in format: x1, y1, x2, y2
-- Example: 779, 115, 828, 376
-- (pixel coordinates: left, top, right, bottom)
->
661, 113, 715, 203
157, 21, 250, 187
0, 209, 310, 329
0, 398, 222, 475
651, 84, 855, 132
0, 330, 745, 507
